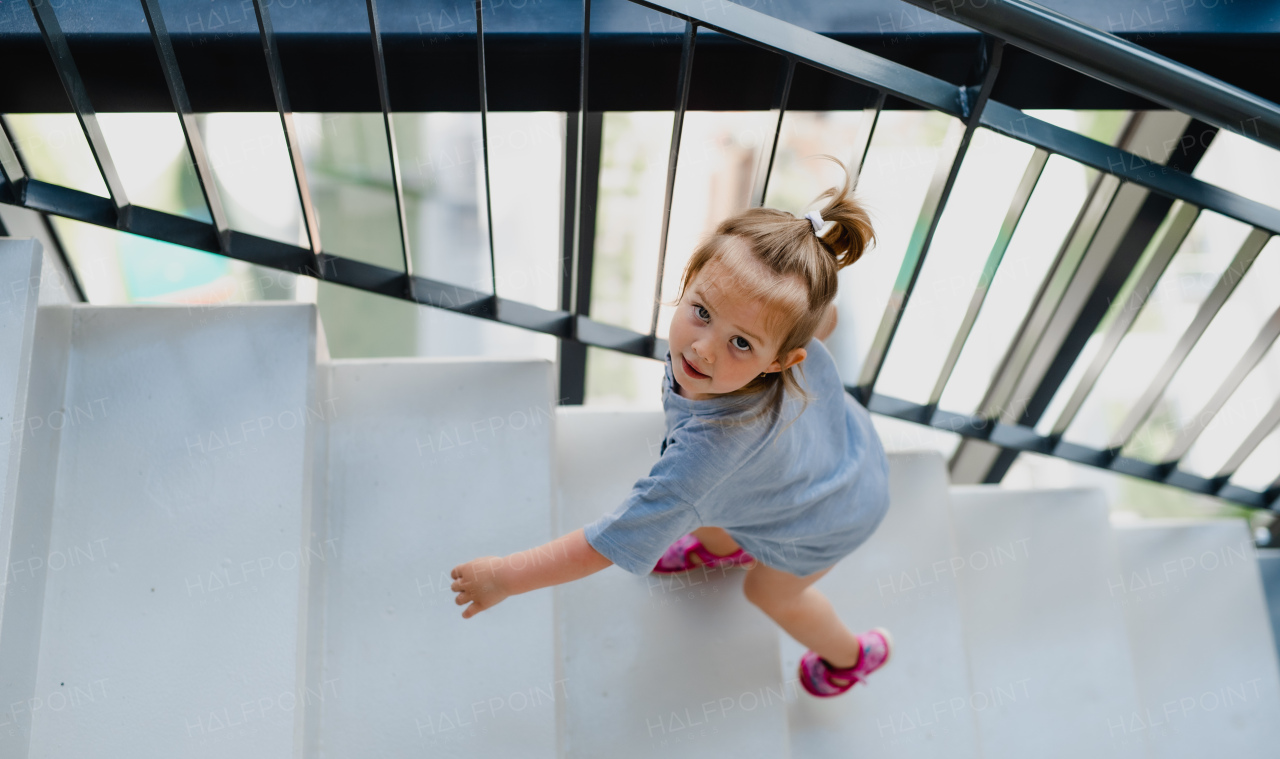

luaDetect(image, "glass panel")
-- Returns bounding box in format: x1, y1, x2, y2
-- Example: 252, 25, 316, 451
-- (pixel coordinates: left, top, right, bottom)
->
0, 120, 22, 181
1023, 110, 1130, 145
317, 281, 556, 361
318, 281, 418, 359
585, 347, 666, 408
824, 109, 957, 381
392, 112, 493, 293
198, 112, 307, 247
487, 112, 565, 311
871, 415, 960, 461
4, 114, 109, 197
1228, 423, 1280, 494
51, 216, 297, 305
1182, 337, 1280, 479
763, 111, 870, 211
41, 0, 209, 220
589, 111, 675, 332
655, 110, 777, 338
1002, 450, 1251, 520
96, 113, 212, 222
295, 112, 404, 271
938, 157, 1095, 415
1063, 210, 1254, 450
587, 0, 688, 334
1193, 129, 1280, 212
1123, 236, 1280, 462
1033, 205, 1192, 437
877, 128, 1037, 404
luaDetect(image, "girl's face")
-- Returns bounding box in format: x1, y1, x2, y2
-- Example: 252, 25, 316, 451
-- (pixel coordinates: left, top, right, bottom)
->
668, 258, 807, 400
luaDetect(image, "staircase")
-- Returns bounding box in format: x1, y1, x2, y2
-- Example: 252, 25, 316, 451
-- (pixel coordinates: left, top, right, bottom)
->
3, 239, 1280, 758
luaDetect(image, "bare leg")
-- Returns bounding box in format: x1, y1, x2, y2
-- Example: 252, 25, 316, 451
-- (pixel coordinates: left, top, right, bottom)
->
742, 562, 862, 675
690, 526, 742, 561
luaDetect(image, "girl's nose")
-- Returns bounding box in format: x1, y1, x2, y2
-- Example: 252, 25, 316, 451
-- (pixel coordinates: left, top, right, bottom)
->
691, 338, 713, 363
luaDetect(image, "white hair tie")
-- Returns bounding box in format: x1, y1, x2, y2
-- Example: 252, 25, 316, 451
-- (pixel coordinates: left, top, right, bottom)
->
805, 211, 828, 236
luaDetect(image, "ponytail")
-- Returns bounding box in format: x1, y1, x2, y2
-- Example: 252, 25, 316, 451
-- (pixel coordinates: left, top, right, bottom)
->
810, 155, 875, 271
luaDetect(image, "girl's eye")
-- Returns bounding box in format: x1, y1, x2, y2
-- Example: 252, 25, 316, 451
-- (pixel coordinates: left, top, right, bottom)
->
731, 336, 751, 351
695, 305, 710, 321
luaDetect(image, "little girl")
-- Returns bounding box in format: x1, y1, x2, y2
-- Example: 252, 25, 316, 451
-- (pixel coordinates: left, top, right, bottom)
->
451, 159, 893, 698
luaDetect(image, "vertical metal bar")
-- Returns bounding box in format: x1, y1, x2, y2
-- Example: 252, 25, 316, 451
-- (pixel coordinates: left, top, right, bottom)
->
250, 0, 322, 266
559, 111, 604, 405
650, 21, 697, 337
1163, 302, 1280, 465
26, 0, 129, 219
854, 40, 1004, 404
560, 0, 600, 404
849, 92, 885, 184
561, 111, 582, 317
474, 0, 499, 298
559, 110, 586, 405
1107, 228, 1272, 451
750, 57, 794, 208
140, 0, 231, 253
366, 0, 414, 280
927, 148, 1049, 408
1047, 201, 1200, 437
566, 0, 593, 318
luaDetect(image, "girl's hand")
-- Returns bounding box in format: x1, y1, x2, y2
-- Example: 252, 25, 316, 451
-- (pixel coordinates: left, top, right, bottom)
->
450, 556, 510, 619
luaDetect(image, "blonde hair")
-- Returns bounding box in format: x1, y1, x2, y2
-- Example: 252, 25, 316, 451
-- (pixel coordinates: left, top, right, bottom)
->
673, 156, 875, 419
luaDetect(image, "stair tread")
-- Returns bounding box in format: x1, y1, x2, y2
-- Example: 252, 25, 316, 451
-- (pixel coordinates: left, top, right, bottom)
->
25, 304, 317, 758
555, 409, 790, 759
318, 360, 559, 758
949, 486, 1146, 759
1112, 520, 1280, 754
783, 450, 981, 759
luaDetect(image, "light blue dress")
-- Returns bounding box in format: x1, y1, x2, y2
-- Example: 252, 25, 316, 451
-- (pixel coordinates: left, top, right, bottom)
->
583, 337, 891, 577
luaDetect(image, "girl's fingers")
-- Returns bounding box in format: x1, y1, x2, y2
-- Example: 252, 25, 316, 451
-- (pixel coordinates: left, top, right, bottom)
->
462, 602, 480, 619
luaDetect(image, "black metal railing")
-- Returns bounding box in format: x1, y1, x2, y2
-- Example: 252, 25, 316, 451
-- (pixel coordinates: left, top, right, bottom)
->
0, 0, 1277, 509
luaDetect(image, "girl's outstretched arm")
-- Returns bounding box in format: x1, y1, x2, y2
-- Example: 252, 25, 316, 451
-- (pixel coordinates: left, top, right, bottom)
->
450, 528, 613, 618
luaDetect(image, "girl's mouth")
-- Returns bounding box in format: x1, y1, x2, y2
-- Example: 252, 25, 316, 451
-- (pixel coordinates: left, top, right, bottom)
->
681, 356, 709, 380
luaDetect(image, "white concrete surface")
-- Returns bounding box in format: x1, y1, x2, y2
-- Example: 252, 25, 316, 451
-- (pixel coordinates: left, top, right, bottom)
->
948, 486, 1148, 759
25, 303, 319, 759
317, 359, 560, 759
1259, 548, 1280, 669
782, 450, 981, 759
1112, 520, 1280, 758
0, 239, 53, 759
554, 408, 790, 759
0, 239, 41, 576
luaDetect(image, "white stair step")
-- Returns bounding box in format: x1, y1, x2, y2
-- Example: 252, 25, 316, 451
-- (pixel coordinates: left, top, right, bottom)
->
949, 485, 1147, 759
0, 238, 41, 540
783, 450, 981, 759
554, 408, 790, 759
18, 303, 319, 759
317, 359, 559, 758
1112, 520, 1280, 756
1260, 548, 1280, 670
0, 239, 52, 759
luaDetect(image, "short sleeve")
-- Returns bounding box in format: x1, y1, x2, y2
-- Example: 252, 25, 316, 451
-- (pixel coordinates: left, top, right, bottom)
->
582, 403, 761, 575
583, 477, 701, 575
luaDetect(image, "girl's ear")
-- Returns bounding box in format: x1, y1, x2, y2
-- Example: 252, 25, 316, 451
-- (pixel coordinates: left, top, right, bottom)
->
766, 347, 807, 374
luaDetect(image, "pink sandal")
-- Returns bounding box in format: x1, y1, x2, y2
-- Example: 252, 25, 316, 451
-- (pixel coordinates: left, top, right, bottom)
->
798, 627, 893, 698
652, 533, 756, 574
